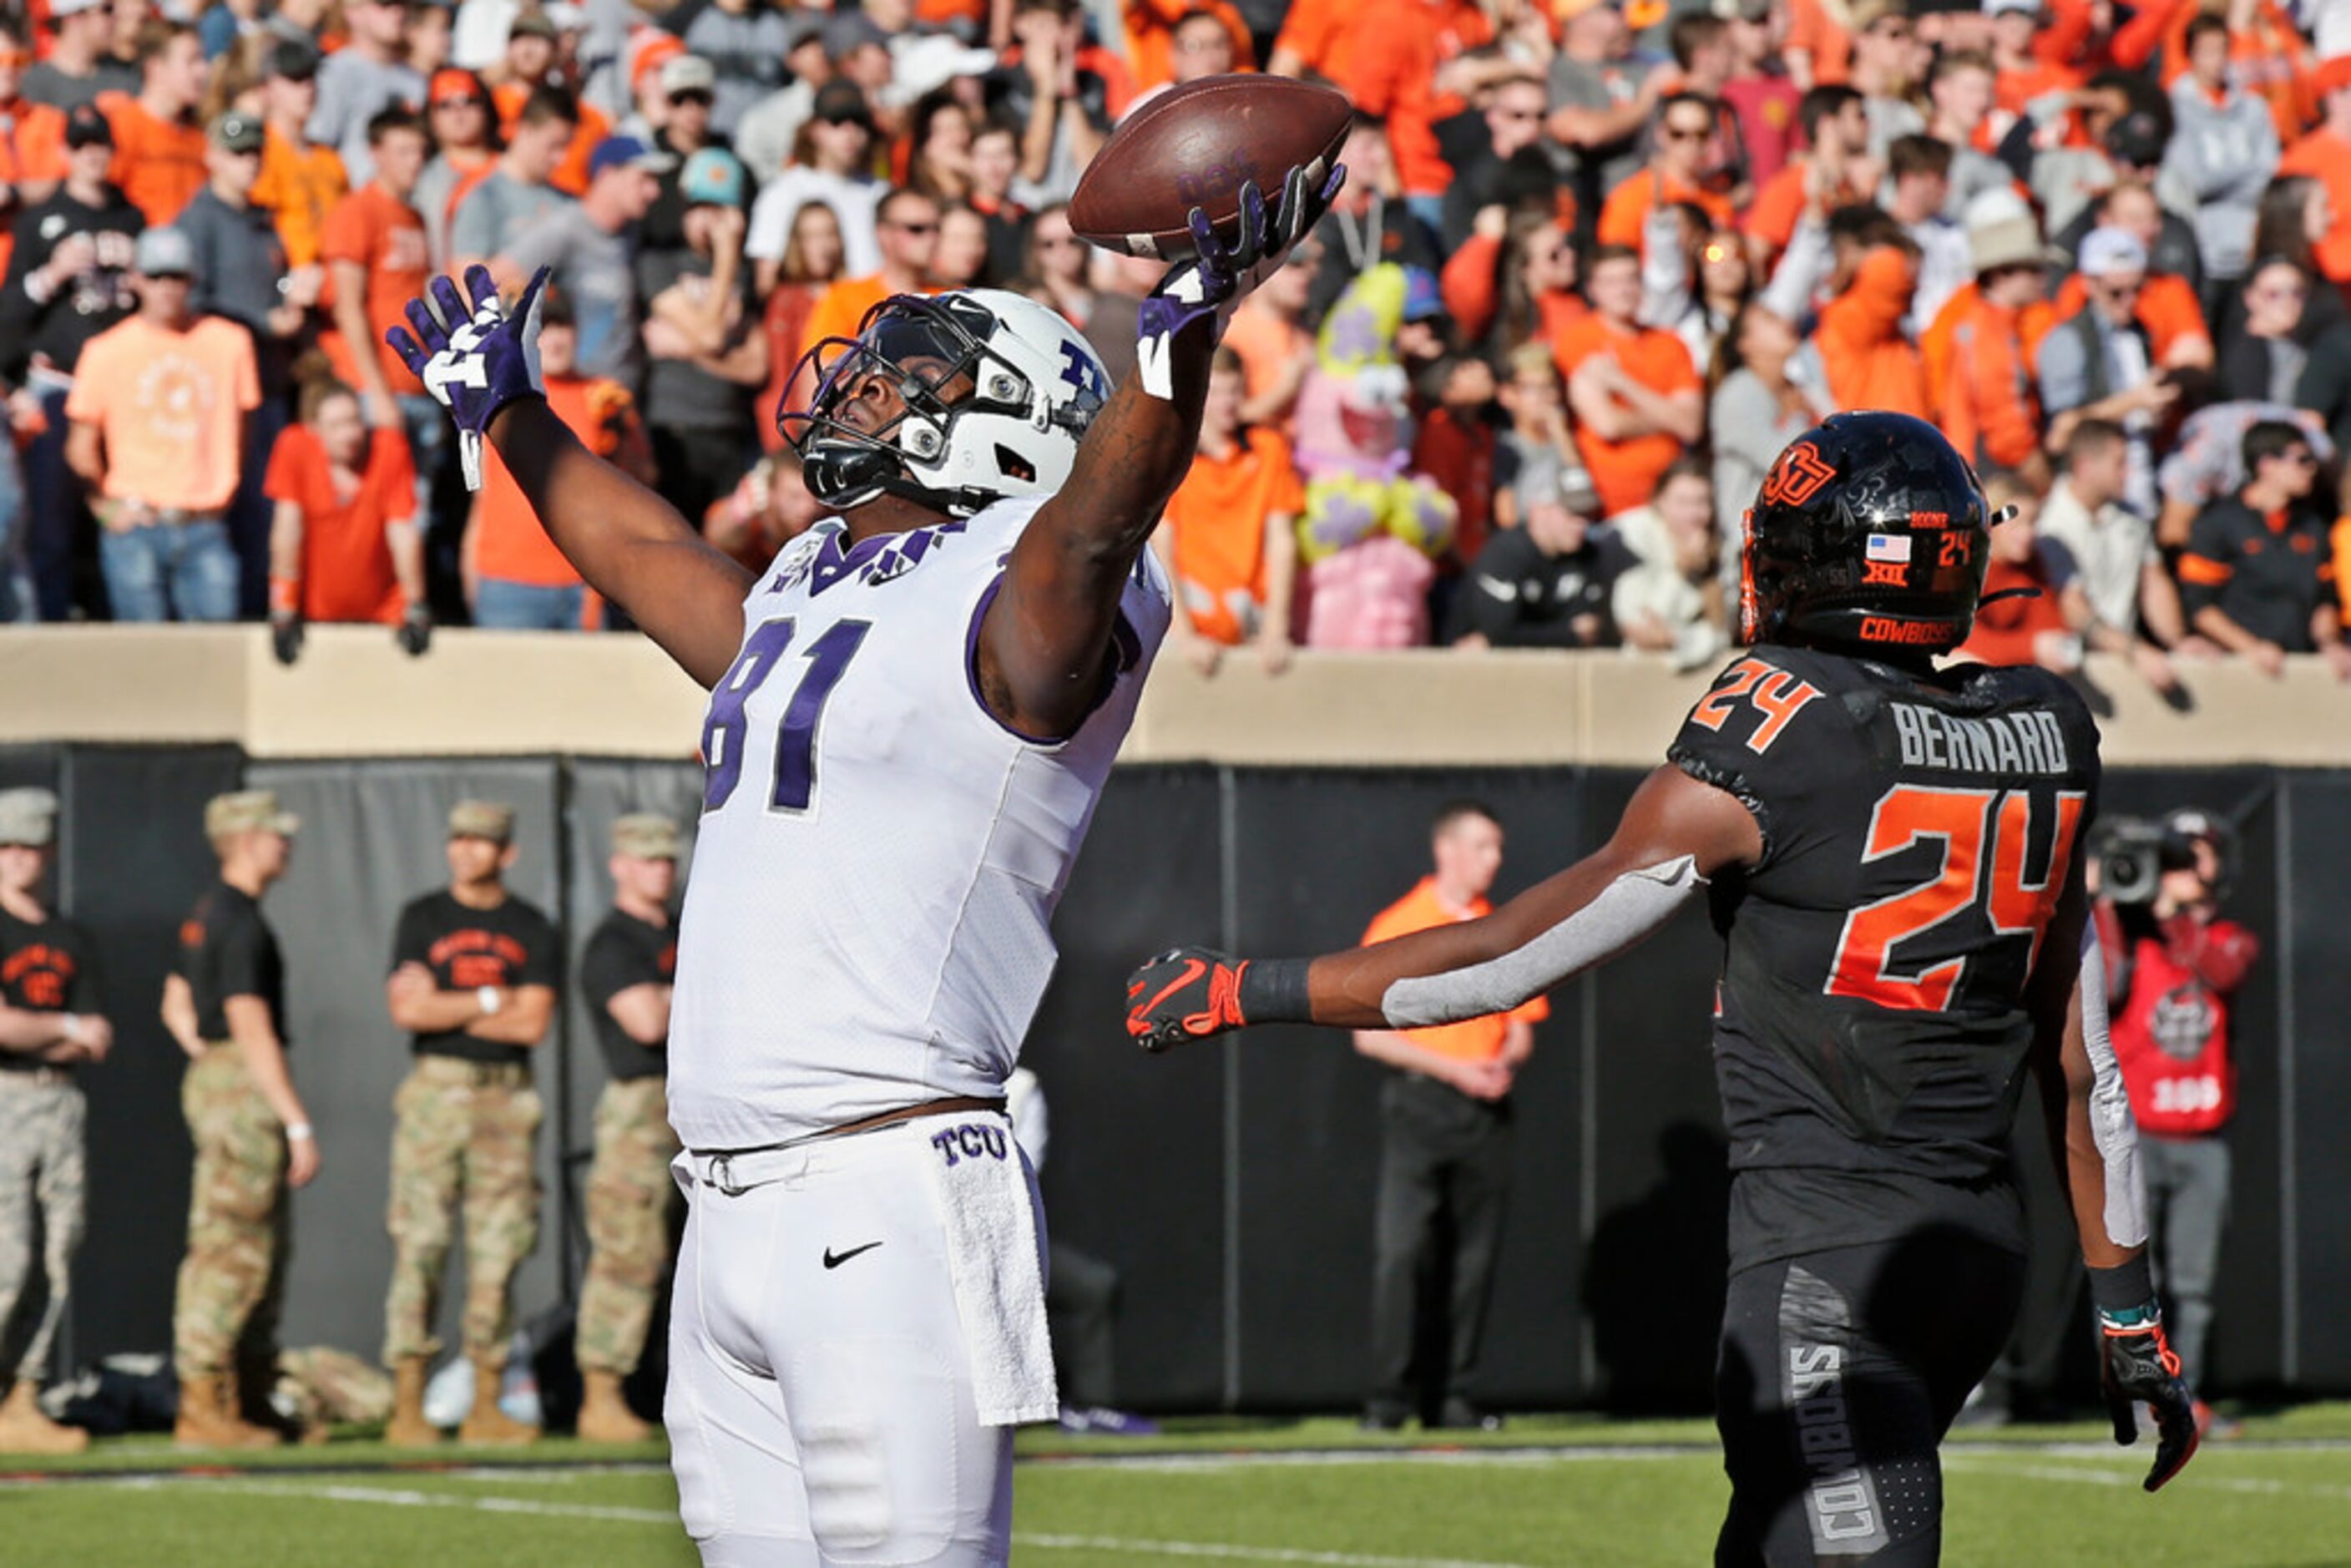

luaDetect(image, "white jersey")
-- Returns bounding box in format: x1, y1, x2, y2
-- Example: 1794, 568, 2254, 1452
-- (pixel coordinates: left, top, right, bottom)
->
666, 497, 1170, 1149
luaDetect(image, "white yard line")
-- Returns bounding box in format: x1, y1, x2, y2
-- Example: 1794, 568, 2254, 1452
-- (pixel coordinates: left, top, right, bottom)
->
1014, 1535, 1534, 1567
141, 1475, 680, 1525
1945, 1454, 2351, 1503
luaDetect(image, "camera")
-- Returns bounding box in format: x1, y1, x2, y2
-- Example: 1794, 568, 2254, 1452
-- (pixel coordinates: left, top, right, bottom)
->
2091, 809, 2232, 905
2090, 817, 2195, 905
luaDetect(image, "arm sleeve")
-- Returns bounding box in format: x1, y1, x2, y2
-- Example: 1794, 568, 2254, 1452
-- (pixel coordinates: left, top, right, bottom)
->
389, 899, 431, 973
578, 926, 635, 1011
2177, 509, 2235, 615
212, 909, 267, 1002
518, 910, 564, 989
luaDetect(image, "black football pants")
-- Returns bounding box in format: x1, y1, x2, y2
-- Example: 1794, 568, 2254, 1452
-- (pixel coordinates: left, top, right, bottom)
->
1714, 1232, 2026, 1565
1368, 1072, 1512, 1417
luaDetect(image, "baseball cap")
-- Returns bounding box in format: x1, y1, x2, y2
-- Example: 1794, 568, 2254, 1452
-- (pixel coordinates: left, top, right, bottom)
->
63, 102, 114, 149
2078, 225, 2149, 279
209, 111, 265, 154
660, 53, 716, 99
1401, 266, 1446, 324
680, 146, 746, 208
631, 31, 685, 92
0, 789, 59, 849
430, 67, 485, 105
1708, 0, 1772, 18
2105, 109, 2166, 167
508, 9, 558, 41
268, 38, 320, 80
206, 790, 300, 840
611, 812, 682, 860
587, 134, 677, 180
134, 226, 196, 278
447, 800, 514, 842
1984, 0, 2041, 16
822, 9, 891, 59
812, 79, 873, 128
1966, 191, 2045, 274
48, 0, 109, 16
544, 0, 587, 29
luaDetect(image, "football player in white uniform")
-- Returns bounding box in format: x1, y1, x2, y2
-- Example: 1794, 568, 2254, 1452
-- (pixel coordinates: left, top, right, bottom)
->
388, 163, 1341, 1565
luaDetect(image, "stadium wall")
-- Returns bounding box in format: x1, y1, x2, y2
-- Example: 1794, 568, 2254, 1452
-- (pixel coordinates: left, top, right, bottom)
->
3, 629, 2344, 1411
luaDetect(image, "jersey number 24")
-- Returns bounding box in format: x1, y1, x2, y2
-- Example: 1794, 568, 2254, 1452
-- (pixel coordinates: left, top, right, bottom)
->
701, 617, 872, 812
1828, 785, 2086, 1011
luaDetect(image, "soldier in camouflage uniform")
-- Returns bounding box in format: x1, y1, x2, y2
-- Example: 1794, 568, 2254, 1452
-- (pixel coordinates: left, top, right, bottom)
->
382, 802, 559, 1447
0, 788, 111, 1454
162, 791, 318, 1450
574, 812, 683, 1444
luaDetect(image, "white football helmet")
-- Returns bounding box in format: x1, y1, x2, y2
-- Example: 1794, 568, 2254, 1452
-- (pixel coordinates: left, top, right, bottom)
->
781, 288, 1112, 518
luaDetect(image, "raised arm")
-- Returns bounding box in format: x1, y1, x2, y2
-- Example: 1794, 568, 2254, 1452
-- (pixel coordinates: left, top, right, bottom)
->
975, 168, 1338, 739
388, 267, 755, 688
1127, 762, 1759, 1045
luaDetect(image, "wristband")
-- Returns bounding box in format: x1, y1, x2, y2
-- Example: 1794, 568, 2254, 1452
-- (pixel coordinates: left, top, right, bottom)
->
58, 1014, 83, 1044
477, 985, 503, 1016
286, 1122, 314, 1141
1237, 958, 1312, 1025
2089, 1254, 2158, 1321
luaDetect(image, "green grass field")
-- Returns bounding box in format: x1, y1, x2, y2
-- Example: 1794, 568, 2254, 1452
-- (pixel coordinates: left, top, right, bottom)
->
3, 1409, 2346, 1565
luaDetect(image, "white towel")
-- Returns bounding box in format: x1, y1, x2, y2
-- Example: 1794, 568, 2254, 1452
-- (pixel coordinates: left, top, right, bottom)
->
922, 1115, 1059, 1426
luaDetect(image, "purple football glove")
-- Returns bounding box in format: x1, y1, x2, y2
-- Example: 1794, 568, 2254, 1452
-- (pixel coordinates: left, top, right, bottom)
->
1135, 160, 1346, 399
385, 265, 549, 492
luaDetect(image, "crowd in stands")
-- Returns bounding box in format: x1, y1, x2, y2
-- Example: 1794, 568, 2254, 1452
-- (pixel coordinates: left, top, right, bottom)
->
3, 0, 2349, 680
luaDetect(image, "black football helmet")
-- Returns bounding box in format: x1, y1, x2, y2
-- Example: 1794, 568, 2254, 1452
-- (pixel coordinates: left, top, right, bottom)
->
1741, 411, 1990, 659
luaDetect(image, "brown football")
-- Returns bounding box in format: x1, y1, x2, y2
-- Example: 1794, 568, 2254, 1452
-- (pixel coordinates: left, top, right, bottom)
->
1068, 74, 1352, 260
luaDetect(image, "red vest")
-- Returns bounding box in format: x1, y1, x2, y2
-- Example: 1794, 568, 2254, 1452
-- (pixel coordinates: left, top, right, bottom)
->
2111, 933, 2236, 1136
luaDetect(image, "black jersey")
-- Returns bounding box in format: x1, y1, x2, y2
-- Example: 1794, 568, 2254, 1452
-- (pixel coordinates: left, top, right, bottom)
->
0, 906, 104, 1068
1669, 646, 2101, 1265
389, 889, 561, 1067
177, 881, 286, 1044
579, 907, 675, 1082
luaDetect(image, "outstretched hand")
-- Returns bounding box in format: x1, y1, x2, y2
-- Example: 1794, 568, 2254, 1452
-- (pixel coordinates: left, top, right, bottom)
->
1135, 161, 1346, 398
1125, 945, 1255, 1051
386, 266, 551, 493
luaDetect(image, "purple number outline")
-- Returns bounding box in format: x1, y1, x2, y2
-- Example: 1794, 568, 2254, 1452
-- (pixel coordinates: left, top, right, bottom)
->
700, 617, 873, 812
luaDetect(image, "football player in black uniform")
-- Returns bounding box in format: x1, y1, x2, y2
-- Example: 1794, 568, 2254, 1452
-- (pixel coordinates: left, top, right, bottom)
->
1126, 412, 2198, 1564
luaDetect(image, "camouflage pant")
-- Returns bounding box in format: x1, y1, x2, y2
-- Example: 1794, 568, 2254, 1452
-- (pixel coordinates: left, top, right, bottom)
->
382, 1058, 541, 1364
575, 1076, 681, 1375
0, 1075, 85, 1383
174, 1048, 290, 1380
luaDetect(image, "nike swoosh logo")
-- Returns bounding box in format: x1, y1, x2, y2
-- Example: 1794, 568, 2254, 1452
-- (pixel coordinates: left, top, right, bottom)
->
1128, 958, 1206, 1037
822, 1242, 883, 1270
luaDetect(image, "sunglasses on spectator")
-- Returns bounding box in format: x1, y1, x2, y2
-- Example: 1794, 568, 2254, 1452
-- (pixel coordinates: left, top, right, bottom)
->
886, 219, 939, 235
670, 89, 714, 107
1493, 107, 1540, 122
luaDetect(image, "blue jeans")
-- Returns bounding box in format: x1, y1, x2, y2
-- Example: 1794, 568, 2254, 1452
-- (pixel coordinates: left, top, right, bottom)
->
473, 576, 586, 630
0, 438, 30, 622
23, 383, 80, 620
98, 518, 241, 622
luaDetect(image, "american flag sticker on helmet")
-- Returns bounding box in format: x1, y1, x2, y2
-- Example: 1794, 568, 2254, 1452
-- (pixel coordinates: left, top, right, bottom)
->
1865, 534, 1912, 564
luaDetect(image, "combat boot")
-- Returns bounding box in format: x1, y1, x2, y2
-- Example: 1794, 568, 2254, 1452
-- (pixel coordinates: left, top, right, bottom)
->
575, 1368, 653, 1444
457, 1353, 539, 1446
383, 1355, 442, 1447
173, 1372, 281, 1449
0, 1380, 88, 1454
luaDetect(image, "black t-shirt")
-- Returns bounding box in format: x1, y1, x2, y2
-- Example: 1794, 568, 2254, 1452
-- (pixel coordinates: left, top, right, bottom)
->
177, 881, 286, 1044
1667, 646, 2103, 1268
579, 907, 675, 1081
0, 905, 103, 1066
1452, 526, 1619, 648
388, 889, 561, 1066
2180, 496, 2337, 652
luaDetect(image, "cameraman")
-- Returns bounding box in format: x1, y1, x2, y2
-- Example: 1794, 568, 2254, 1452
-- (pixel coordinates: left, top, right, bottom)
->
2094, 809, 2257, 1436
